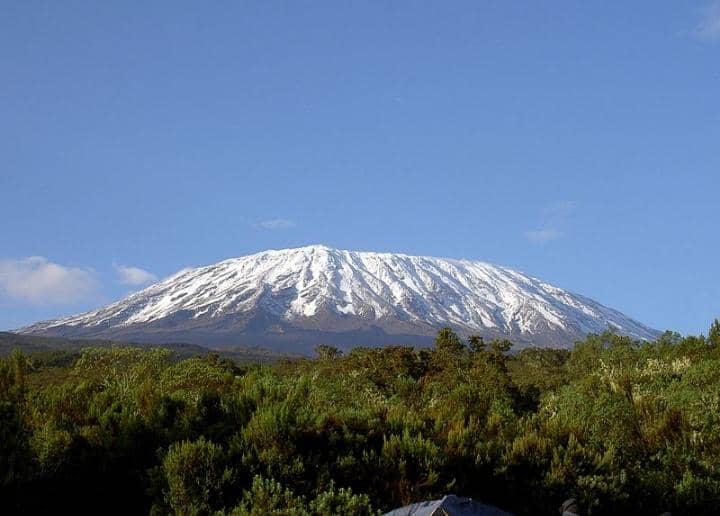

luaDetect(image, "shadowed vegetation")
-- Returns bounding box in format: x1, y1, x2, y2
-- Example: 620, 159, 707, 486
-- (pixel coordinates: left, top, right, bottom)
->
2, 322, 720, 514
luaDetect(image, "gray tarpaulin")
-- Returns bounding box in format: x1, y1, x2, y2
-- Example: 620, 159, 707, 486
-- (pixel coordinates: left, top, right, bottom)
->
383, 495, 514, 516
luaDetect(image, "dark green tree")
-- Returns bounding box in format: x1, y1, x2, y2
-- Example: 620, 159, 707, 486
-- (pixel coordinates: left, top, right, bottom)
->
467, 335, 486, 353
160, 437, 234, 514
487, 339, 513, 371
434, 327, 465, 354
314, 344, 343, 360
0, 350, 32, 495
709, 319, 720, 347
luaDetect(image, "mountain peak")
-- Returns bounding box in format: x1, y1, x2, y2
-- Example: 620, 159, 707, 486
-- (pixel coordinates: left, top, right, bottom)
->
19, 247, 659, 352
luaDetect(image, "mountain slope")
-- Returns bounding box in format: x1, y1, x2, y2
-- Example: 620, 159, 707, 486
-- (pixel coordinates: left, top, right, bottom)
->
19, 245, 659, 351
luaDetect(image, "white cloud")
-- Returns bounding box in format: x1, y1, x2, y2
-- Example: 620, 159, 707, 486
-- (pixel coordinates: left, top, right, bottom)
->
525, 228, 564, 242
253, 218, 297, 230
696, 2, 720, 40
114, 264, 158, 286
525, 200, 576, 243
0, 256, 99, 305
543, 200, 578, 218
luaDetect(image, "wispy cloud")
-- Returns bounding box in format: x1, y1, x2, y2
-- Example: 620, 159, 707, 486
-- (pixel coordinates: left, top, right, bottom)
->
543, 200, 578, 218
0, 256, 99, 305
253, 218, 297, 230
695, 1, 720, 40
525, 228, 564, 242
114, 264, 157, 286
525, 200, 576, 244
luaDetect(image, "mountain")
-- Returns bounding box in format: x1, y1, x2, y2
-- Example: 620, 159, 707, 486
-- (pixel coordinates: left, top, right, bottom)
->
18, 245, 659, 352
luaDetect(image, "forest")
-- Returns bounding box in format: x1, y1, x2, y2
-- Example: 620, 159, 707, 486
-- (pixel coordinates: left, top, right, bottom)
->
2, 322, 720, 515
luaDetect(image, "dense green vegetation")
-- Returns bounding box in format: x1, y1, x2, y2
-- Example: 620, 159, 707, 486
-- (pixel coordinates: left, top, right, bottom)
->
2, 322, 720, 515
0, 332, 296, 364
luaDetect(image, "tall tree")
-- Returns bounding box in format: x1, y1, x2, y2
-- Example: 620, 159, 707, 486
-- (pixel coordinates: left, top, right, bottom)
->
434, 327, 465, 354
467, 335, 486, 353
315, 344, 343, 360
709, 319, 720, 347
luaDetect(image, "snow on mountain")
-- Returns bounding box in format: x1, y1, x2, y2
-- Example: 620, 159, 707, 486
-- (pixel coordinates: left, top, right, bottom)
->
19, 245, 659, 350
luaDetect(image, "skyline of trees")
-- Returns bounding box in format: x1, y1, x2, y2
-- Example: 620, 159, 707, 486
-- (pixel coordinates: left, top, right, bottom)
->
1, 321, 720, 514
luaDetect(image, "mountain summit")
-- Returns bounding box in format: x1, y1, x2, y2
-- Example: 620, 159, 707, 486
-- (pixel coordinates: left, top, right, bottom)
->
19, 245, 659, 351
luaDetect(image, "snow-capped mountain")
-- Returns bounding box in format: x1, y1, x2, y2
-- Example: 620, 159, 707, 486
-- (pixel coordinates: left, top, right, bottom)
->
19, 245, 659, 351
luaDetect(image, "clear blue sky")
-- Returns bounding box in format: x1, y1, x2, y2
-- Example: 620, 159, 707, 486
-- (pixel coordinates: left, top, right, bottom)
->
1, 1, 718, 335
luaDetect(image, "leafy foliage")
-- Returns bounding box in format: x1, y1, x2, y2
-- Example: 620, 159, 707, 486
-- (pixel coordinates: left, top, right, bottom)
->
2, 323, 720, 514
160, 437, 235, 514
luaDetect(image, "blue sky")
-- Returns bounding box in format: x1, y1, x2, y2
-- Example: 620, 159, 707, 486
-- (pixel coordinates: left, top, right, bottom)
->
1, 1, 718, 335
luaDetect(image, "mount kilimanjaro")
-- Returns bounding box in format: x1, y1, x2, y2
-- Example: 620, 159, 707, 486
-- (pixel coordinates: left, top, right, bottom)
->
19, 245, 659, 352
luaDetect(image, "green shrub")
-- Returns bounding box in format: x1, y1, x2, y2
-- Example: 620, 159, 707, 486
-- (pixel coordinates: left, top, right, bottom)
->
161, 437, 234, 514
